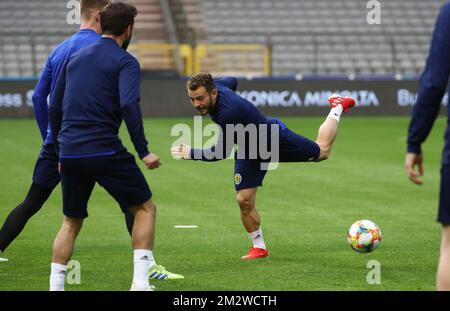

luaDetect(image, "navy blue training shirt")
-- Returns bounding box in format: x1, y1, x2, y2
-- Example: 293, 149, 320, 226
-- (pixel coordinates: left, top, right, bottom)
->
32, 29, 101, 143
190, 77, 283, 161
49, 37, 149, 159
407, 2, 450, 164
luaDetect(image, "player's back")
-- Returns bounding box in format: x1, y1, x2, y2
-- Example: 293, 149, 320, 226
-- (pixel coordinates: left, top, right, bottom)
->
48, 29, 101, 98
214, 79, 286, 138
39, 29, 100, 144
58, 37, 140, 157
214, 79, 274, 128
212, 79, 286, 159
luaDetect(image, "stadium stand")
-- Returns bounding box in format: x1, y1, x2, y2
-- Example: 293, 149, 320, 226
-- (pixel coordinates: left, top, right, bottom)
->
195, 0, 445, 77
169, 0, 206, 44
0, 0, 77, 77
0, 0, 446, 78
131, 0, 168, 42
0, 0, 169, 77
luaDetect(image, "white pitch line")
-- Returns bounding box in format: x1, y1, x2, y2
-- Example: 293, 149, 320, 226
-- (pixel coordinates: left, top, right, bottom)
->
174, 225, 198, 229
0, 258, 9, 262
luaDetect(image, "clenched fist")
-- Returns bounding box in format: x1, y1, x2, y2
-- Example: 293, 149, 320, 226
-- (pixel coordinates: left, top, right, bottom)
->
142, 153, 162, 169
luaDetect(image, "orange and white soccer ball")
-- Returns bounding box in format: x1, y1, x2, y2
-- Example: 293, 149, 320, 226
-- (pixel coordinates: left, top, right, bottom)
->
347, 220, 382, 253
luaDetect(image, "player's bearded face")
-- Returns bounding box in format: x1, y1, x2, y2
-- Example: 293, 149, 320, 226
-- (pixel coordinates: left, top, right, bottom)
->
189, 87, 216, 116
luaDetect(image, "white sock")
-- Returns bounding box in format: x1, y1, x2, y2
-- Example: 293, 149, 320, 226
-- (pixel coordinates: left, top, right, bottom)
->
49, 263, 67, 291
328, 104, 343, 122
133, 249, 153, 289
137, 249, 156, 267
249, 228, 266, 250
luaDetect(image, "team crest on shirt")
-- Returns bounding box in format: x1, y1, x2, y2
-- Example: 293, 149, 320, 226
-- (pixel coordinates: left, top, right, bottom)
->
234, 173, 242, 185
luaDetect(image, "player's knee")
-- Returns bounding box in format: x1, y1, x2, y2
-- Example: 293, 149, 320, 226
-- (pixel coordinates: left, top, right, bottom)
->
237, 194, 254, 212
150, 203, 157, 216
16, 198, 38, 219
316, 145, 331, 162
236, 194, 249, 207
143, 200, 157, 215
130, 200, 156, 217
63, 217, 83, 233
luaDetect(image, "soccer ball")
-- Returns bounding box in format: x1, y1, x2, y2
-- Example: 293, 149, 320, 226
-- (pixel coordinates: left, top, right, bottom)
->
347, 220, 382, 253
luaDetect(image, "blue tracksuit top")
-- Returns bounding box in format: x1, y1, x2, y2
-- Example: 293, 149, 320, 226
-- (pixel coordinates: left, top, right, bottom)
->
49, 37, 149, 159
32, 29, 101, 144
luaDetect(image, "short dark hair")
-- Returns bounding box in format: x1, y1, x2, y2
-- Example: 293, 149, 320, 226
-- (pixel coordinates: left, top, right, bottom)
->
187, 73, 216, 93
80, 0, 110, 20
100, 2, 138, 36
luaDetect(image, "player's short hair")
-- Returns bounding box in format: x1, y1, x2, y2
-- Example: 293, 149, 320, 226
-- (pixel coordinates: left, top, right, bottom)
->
80, 0, 110, 20
187, 73, 216, 93
100, 2, 138, 36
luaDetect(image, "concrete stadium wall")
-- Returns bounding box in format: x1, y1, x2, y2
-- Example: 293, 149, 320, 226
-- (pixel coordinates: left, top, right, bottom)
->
0, 79, 447, 118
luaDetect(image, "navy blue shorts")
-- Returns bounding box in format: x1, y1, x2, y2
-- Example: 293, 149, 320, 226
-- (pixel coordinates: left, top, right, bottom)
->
234, 126, 320, 191
438, 164, 450, 225
60, 150, 152, 219
32, 143, 60, 190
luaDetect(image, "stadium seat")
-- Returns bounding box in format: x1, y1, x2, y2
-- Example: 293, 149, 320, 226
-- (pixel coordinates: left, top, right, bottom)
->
192, 0, 444, 76
0, 0, 446, 77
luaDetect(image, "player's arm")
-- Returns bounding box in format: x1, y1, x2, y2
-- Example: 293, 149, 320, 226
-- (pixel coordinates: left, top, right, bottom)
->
119, 57, 160, 169
190, 123, 233, 161
32, 58, 53, 141
215, 77, 238, 91
171, 118, 234, 161
405, 3, 450, 185
48, 60, 67, 157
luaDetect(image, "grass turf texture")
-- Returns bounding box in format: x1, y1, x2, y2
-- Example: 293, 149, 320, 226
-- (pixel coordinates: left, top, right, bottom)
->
0, 116, 445, 291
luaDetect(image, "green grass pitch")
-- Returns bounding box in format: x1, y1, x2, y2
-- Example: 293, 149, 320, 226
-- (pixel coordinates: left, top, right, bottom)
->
0, 116, 446, 290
